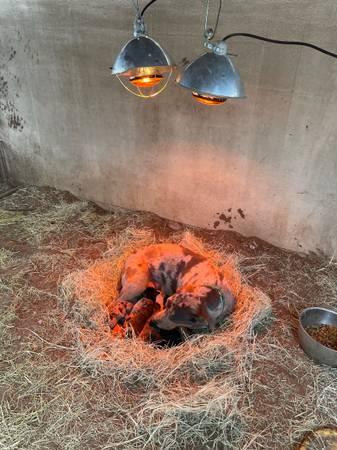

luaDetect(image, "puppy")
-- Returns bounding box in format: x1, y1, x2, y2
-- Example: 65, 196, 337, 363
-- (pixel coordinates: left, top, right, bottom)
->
110, 243, 235, 331
150, 285, 235, 331
126, 297, 159, 335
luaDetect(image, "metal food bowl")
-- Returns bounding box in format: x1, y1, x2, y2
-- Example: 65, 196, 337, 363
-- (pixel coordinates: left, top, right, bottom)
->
298, 307, 337, 367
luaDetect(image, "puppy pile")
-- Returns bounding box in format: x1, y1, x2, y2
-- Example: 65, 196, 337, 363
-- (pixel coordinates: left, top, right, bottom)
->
108, 243, 236, 345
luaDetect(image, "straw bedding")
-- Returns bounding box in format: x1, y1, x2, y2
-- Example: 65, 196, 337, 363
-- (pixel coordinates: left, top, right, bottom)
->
60, 228, 272, 448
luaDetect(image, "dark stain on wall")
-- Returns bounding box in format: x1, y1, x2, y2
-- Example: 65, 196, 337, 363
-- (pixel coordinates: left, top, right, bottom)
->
7, 113, 24, 131
0, 46, 25, 133
237, 208, 245, 219
0, 76, 8, 97
294, 237, 303, 249
8, 48, 16, 62
213, 208, 246, 229
219, 213, 231, 223
0, 98, 24, 132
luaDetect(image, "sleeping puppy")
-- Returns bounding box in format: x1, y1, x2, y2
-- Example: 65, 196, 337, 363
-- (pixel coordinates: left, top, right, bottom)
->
109, 243, 235, 331
126, 297, 159, 335
108, 287, 160, 330
150, 285, 235, 332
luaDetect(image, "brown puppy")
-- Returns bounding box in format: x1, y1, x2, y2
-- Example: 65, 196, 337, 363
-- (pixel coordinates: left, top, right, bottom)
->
110, 243, 235, 332
126, 298, 159, 335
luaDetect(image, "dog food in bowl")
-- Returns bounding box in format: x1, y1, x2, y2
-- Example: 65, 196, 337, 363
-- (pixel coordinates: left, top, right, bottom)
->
298, 307, 337, 367
305, 324, 337, 351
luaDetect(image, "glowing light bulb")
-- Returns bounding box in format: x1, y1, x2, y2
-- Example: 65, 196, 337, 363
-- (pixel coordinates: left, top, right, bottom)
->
129, 74, 163, 88
192, 92, 227, 105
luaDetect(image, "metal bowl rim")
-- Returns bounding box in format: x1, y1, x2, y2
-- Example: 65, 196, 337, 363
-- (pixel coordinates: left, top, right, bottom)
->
299, 306, 337, 355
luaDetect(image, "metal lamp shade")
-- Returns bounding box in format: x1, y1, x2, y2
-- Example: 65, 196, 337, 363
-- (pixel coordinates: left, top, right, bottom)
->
176, 51, 245, 98
112, 35, 173, 78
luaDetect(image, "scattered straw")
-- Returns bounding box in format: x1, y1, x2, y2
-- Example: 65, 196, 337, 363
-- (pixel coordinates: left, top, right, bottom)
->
0, 248, 17, 269
1, 186, 337, 449
58, 228, 272, 448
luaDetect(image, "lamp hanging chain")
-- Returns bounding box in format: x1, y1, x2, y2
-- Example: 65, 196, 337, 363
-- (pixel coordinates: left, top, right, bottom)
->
204, 0, 222, 41
132, 0, 141, 17
222, 32, 337, 59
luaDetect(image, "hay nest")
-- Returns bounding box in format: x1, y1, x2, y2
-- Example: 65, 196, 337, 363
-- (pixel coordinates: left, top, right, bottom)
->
60, 228, 272, 448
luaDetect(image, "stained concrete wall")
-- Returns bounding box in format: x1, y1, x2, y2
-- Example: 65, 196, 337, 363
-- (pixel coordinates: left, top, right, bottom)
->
0, 0, 337, 255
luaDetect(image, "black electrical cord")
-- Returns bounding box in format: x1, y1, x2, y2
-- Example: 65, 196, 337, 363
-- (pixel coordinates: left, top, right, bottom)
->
138, 2, 337, 59
141, 0, 159, 17
222, 33, 337, 59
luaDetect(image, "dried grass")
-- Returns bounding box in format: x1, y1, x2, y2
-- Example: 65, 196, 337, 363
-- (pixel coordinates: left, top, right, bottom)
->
0, 248, 17, 269
1, 186, 337, 450
58, 225, 337, 450
58, 228, 272, 448
247, 335, 337, 449
0, 186, 115, 244
0, 354, 116, 450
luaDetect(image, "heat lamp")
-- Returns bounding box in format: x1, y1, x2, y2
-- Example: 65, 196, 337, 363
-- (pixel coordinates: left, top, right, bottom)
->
176, 0, 245, 105
112, 0, 337, 105
177, 40, 245, 105
111, 7, 174, 99
176, 0, 337, 105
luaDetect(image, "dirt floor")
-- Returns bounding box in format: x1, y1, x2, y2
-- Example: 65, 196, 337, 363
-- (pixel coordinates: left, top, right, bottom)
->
1, 185, 337, 449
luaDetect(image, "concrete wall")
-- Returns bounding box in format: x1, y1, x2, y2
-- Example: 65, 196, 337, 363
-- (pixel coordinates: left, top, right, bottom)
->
1, 0, 337, 255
